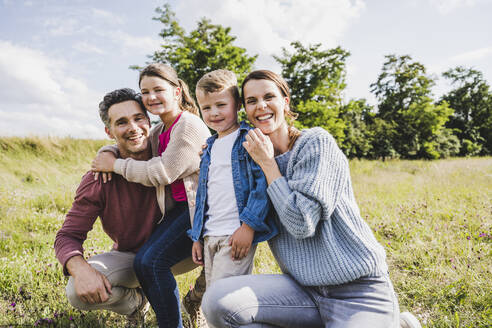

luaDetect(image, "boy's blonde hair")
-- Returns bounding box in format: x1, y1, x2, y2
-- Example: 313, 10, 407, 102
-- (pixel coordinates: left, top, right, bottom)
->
196, 69, 241, 106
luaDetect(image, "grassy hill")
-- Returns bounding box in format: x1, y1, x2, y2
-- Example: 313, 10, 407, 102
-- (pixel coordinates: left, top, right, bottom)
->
0, 137, 490, 327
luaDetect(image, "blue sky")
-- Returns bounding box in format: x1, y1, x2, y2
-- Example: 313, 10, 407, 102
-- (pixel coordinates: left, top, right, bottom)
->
1, 0, 491, 138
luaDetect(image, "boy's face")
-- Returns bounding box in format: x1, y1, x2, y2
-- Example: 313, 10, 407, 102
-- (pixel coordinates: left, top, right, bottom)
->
197, 88, 240, 138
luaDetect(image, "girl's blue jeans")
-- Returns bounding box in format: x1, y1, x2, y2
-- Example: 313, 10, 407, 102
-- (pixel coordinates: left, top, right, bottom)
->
133, 202, 192, 328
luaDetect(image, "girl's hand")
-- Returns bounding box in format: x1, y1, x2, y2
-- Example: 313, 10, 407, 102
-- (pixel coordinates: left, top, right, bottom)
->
91, 152, 117, 176
229, 224, 254, 260
192, 241, 204, 266
243, 128, 275, 166
93, 172, 112, 183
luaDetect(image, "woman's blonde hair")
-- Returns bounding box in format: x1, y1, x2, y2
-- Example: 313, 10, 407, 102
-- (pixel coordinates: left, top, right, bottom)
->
242, 70, 301, 150
139, 63, 199, 115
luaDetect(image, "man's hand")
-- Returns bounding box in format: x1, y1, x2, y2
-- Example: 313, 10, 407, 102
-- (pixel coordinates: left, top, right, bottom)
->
66, 256, 112, 304
229, 224, 254, 260
192, 241, 204, 266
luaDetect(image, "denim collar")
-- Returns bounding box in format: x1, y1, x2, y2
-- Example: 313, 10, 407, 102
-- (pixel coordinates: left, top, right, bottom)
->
206, 121, 251, 146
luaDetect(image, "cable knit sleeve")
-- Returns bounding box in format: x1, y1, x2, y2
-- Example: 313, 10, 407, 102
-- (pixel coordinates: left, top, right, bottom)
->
112, 113, 210, 187
96, 144, 119, 157
267, 128, 349, 239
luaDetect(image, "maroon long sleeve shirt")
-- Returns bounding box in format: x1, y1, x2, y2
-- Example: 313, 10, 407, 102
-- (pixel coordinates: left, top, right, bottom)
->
54, 171, 162, 274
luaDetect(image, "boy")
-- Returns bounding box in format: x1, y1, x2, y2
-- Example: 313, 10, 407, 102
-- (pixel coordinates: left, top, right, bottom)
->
188, 70, 277, 288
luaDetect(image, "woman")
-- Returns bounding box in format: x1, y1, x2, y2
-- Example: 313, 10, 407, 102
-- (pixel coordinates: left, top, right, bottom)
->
202, 70, 419, 328
92, 63, 210, 327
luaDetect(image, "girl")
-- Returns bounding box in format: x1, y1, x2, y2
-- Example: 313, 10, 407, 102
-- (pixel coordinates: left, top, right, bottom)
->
92, 63, 210, 327
202, 70, 420, 328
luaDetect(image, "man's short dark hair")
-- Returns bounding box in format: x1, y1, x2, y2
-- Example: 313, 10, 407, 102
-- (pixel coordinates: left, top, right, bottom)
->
99, 88, 147, 128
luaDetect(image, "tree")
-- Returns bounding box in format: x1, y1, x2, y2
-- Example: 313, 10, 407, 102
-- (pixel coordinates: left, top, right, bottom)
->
338, 99, 374, 159
274, 42, 349, 106
274, 42, 350, 143
441, 66, 492, 155
135, 4, 257, 96
365, 116, 398, 160
371, 55, 454, 159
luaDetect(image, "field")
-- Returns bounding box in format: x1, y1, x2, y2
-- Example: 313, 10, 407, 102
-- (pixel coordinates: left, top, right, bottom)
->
0, 137, 490, 327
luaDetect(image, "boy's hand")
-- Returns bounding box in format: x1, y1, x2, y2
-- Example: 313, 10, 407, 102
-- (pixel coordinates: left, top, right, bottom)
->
198, 143, 207, 156
192, 241, 204, 266
230, 224, 254, 260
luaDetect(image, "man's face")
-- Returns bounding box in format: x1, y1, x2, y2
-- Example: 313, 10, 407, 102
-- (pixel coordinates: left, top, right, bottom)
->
105, 100, 150, 159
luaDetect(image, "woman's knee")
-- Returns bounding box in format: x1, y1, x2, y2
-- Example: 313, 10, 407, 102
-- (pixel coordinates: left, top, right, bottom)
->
202, 287, 229, 327
202, 278, 254, 327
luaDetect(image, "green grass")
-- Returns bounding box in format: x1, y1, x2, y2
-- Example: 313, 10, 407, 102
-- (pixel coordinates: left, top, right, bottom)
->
0, 137, 491, 327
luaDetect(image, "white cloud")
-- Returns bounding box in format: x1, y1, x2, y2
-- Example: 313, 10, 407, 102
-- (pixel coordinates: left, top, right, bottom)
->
73, 41, 106, 55
0, 111, 103, 138
428, 0, 489, 14
428, 45, 492, 76
91, 8, 125, 25
173, 0, 365, 69
448, 46, 492, 62
0, 40, 106, 138
106, 31, 162, 54
43, 17, 86, 36
40, 8, 159, 57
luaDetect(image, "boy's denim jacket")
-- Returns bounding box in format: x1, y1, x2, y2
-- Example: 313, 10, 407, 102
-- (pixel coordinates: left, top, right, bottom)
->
188, 121, 278, 244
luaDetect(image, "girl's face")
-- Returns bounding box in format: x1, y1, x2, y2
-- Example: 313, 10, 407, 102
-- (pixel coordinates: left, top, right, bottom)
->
243, 79, 289, 136
140, 75, 181, 117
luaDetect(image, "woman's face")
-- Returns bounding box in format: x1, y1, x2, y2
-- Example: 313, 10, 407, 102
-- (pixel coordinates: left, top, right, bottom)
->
243, 79, 289, 135
140, 75, 181, 116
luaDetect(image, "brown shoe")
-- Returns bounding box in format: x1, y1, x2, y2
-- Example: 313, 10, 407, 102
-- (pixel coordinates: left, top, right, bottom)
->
183, 268, 208, 328
195, 307, 208, 328
183, 288, 201, 327
126, 288, 150, 328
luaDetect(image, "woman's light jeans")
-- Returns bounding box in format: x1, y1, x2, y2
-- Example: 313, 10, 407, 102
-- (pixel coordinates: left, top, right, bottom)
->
202, 273, 399, 328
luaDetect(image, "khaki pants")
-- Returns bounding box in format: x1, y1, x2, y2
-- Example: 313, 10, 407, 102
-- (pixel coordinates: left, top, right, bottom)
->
203, 235, 257, 288
65, 250, 196, 315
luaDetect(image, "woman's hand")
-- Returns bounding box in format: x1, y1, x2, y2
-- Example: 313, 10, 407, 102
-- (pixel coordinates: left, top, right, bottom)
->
192, 241, 204, 266
242, 128, 274, 166
91, 152, 116, 177
229, 224, 254, 260
243, 128, 282, 185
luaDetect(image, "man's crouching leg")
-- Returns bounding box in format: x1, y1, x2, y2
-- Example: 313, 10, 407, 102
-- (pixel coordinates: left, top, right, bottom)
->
65, 250, 142, 315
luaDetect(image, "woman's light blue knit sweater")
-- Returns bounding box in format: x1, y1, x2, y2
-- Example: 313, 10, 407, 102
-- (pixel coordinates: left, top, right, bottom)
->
267, 127, 388, 286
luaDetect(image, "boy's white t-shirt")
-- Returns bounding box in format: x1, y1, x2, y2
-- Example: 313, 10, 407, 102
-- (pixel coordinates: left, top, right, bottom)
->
203, 129, 241, 237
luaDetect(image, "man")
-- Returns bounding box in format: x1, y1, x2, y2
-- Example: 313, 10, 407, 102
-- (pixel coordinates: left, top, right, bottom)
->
54, 88, 203, 326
